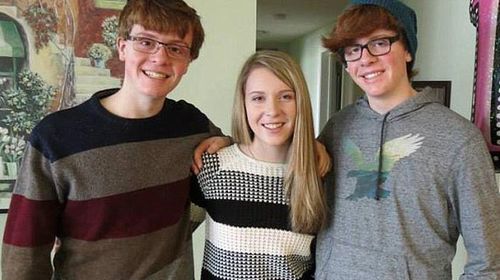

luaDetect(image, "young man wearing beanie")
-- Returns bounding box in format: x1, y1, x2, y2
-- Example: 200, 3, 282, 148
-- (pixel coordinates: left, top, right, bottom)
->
316, 0, 500, 279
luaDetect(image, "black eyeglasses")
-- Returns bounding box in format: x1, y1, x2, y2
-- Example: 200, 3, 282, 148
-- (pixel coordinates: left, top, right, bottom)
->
126, 35, 191, 61
342, 34, 400, 62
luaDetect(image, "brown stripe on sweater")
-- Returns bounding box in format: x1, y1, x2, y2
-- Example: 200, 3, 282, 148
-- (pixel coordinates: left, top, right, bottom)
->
13, 147, 59, 201
52, 134, 207, 200
53, 212, 192, 279
1, 243, 54, 279
15, 133, 208, 201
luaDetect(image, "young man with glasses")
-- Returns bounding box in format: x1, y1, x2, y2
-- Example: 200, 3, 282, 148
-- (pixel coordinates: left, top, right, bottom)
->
316, 0, 499, 279
2, 1, 227, 279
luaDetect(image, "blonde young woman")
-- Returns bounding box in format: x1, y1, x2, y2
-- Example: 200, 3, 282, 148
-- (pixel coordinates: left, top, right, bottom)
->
191, 50, 327, 279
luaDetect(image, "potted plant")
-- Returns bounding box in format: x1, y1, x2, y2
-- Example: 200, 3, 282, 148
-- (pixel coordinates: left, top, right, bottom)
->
0, 127, 25, 179
87, 43, 112, 68
102, 16, 118, 50
2, 70, 55, 138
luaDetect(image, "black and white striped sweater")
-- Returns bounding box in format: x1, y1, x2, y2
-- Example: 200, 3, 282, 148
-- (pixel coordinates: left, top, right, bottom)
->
191, 144, 315, 280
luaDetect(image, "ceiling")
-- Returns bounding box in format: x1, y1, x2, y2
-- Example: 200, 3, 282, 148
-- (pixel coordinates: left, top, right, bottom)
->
256, 0, 350, 48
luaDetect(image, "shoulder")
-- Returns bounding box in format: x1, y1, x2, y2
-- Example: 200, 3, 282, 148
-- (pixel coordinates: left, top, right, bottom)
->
319, 104, 357, 143
166, 99, 207, 119
200, 145, 238, 169
201, 151, 221, 170
32, 90, 107, 138
165, 99, 217, 134
198, 148, 224, 186
30, 102, 88, 145
422, 104, 482, 140
29, 91, 111, 161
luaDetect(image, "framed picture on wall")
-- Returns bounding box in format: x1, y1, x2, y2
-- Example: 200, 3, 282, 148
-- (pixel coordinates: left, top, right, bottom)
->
0, 1, 126, 213
412, 80, 452, 108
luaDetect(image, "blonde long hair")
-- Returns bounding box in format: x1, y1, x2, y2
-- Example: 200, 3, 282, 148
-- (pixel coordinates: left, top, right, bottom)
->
232, 50, 327, 234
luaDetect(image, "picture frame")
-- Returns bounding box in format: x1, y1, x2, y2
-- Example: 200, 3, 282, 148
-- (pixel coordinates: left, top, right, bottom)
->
0, 1, 126, 213
412, 80, 452, 108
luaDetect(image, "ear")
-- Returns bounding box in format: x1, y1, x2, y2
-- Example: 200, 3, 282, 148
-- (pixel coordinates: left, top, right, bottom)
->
405, 50, 412, 63
180, 63, 190, 75
116, 37, 127, 62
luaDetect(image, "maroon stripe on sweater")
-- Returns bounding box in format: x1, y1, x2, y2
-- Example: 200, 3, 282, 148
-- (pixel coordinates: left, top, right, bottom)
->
3, 194, 61, 247
61, 178, 190, 241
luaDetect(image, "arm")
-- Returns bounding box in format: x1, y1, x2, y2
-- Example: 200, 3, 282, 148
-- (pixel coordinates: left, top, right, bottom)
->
190, 174, 206, 231
452, 137, 500, 279
2, 144, 60, 279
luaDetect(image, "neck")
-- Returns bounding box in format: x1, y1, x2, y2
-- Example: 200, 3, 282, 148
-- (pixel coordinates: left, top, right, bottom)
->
243, 141, 290, 163
368, 84, 416, 115
100, 89, 165, 118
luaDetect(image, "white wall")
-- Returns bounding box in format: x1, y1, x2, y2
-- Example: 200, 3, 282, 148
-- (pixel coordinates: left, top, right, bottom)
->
176, 0, 256, 135
289, 1, 492, 279
404, 0, 475, 118
288, 24, 336, 135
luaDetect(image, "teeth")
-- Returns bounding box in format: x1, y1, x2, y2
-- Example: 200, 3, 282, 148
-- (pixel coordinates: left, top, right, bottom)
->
363, 71, 382, 79
144, 70, 167, 79
263, 123, 284, 129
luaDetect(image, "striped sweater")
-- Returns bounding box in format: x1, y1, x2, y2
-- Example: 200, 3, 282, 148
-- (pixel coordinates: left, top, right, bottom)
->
2, 89, 220, 280
191, 144, 315, 280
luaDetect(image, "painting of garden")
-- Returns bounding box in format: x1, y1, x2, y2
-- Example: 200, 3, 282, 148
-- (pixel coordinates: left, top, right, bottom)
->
0, 0, 126, 209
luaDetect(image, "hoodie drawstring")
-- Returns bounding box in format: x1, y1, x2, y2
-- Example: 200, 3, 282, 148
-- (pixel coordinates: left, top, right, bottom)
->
375, 113, 390, 200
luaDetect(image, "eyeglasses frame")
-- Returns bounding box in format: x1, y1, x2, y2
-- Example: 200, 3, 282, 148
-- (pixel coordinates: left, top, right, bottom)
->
126, 35, 192, 61
341, 34, 401, 63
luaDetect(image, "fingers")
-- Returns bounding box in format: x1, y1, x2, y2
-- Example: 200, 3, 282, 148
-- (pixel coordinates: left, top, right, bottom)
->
319, 155, 332, 177
206, 136, 231, 153
193, 138, 213, 172
315, 140, 332, 177
191, 162, 201, 175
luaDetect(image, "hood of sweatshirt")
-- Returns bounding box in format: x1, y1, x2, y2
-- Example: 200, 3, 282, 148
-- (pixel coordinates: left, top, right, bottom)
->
354, 87, 441, 122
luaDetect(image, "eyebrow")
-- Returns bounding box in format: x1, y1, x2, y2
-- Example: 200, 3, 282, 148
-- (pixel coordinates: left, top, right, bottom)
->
246, 89, 294, 95
352, 34, 397, 44
132, 32, 190, 46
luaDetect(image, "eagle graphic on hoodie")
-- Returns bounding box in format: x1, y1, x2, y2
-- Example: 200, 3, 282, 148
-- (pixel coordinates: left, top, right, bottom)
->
344, 133, 424, 200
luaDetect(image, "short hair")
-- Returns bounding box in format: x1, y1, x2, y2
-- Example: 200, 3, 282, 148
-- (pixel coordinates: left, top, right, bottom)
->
232, 50, 327, 234
323, 5, 417, 77
118, 0, 204, 59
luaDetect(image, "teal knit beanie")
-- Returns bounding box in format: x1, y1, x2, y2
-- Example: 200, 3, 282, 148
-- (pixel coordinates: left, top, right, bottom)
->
351, 0, 418, 67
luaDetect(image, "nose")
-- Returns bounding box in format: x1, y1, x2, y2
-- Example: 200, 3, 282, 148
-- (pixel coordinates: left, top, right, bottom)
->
359, 46, 376, 65
149, 46, 171, 64
264, 98, 280, 116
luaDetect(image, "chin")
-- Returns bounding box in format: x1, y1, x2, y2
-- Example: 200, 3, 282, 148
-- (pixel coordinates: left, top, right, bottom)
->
142, 86, 173, 98
363, 86, 389, 97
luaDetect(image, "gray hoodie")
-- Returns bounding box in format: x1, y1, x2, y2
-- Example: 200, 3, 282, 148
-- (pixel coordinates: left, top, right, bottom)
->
316, 88, 500, 280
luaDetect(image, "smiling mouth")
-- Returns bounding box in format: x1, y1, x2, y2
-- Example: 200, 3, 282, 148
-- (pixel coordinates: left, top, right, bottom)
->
143, 70, 169, 79
361, 71, 383, 79
263, 123, 285, 129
